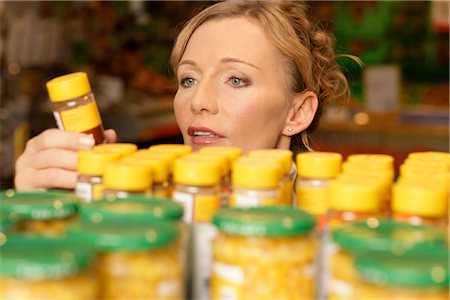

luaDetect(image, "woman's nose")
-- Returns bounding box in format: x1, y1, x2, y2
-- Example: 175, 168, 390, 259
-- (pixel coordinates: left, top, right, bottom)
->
190, 81, 219, 114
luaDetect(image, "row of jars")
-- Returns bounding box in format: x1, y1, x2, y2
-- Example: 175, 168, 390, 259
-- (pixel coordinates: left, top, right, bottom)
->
0, 190, 449, 300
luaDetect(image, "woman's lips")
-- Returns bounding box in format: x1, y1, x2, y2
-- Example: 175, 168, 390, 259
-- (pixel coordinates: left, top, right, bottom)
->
188, 126, 225, 145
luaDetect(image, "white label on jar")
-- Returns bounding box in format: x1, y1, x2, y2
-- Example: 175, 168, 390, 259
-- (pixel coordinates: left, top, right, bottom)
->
213, 262, 244, 284
53, 111, 65, 130
75, 182, 93, 203
235, 194, 260, 207
193, 223, 218, 300
330, 278, 354, 297
173, 191, 194, 223
157, 280, 180, 297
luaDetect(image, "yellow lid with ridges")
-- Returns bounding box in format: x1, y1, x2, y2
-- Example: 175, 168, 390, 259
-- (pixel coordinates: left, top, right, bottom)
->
174, 157, 220, 186
232, 156, 281, 189
400, 163, 448, 178
121, 157, 168, 183
248, 149, 293, 175
46, 72, 91, 102
297, 152, 342, 178
93, 143, 137, 157
408, 151, 450, 163
342, 161, 395, 182
149, 144, 192, 158
77, 150, 121, 175
199, 146, 243, 163
329, 179, 379, 213
103, 162, 152, 191
392, 180, 447, 217
347, 154, 394, 170
131, 150, 177, 174
336, 173, 385, 201
402, 159, 448, 174
183, 152, 229, 178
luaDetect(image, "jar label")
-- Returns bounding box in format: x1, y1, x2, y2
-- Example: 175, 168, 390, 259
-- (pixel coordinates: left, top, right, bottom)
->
75, 181, 93, 203
232, 194, 278, 207
212, 261, 244, 300
282, 180, 294, 205
157, 279, 181, 297
93, 183, 104, 201
53, 111, 65, 130
297, 186, 328, 215
195, 194, 220, 222
173, 191, 194, 223
60, 102, 102, 132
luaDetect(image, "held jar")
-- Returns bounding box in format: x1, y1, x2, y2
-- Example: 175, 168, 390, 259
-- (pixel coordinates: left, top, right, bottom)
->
0, 190, 78, 236
67, 220, 183, 300
211, 206, 317, 300
46, 72, 105, 145
0, 234, 98, 300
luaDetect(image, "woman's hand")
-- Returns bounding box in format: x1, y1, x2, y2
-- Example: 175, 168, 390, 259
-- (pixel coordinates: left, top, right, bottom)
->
14, 128, 117, 191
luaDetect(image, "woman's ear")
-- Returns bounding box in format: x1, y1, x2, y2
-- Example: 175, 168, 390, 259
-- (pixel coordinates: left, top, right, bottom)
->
282, 91, 318, 136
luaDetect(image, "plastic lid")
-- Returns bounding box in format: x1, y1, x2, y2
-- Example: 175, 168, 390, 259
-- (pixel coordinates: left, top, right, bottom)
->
80, 195, 183, 223
121, 156, 168, 182
199, 146, 243, 163
400, 163, 448, 178
132, 150, 177, 173
103, 162, 152, 191
213, 206, 316, 236
329, 179, 379, 212
149, 144, 192, 157
408, 151, 450, 163
342, 161, 395, 182
46, 72, 91, 102
332, 219, 446, 254
392, 181, 447, 217
183, 152, 229, 177
0, 234, 94, 279
296, 152, 342, 178
77, 150, 121, 175
66, 220, 179, 251
173, 157, 221, 186
347, 154, 394, 170
93, 143, 138, 157
336, 173, 385, 199
249, 149, 293, 174
232, 156, 281, 188
0, 190, 78, 220
354, 247, 449, 288
0, 212, 17, 233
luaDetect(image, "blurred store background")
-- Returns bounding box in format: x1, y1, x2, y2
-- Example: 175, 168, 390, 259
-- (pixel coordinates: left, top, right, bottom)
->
0, 1, 448, 188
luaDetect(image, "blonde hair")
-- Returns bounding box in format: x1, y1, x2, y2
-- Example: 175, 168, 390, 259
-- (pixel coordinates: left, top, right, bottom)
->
171, 0, 359, 151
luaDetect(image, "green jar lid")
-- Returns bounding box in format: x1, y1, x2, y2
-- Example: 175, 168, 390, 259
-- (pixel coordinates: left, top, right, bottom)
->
0, 212, 17, 233
332, 219, 446, 254
354, 247, 449, 288
0, 190, 78, 220
66, 220, 179, 251
0, 234, 94, 279
212, 206, 316, 237
80, 195, 183, 224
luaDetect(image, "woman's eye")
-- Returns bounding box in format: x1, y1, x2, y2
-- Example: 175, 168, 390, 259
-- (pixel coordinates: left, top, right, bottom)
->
229, 77, 249, 88
180, 77, 196, 87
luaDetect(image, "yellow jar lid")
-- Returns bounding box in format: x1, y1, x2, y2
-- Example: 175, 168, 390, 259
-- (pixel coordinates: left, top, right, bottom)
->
93, 143, 138, 157
132, 150, 177, 174
46, 72, 91, 102
199, 146, 243, 163
248, 149, 293, 174
77, 150, 121, 175
392, 181, 447, 217
336, 173, 384, 200
402, 159, 448, 173
342, 161, 395, 182
408, 151, 450, 163
347, 154, 394, 170
296, 152, 342, 178
121, 157, 168, 183
400, 163, 448, 178
103, 162, 152, 191
173, 157, 221, 186
232, 156, 281, 189
149, 144, 192, 158
183, 152, 229, 178
329, 179, 379, 213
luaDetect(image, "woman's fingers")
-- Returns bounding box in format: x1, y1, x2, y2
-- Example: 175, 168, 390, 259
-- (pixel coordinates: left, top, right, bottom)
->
104, 129, 117, 143
15, 168, 78, 190
24, 129, 95, 154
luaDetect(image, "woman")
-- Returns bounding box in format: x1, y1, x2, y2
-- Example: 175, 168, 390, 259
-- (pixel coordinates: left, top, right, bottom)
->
15, 0, 355, 190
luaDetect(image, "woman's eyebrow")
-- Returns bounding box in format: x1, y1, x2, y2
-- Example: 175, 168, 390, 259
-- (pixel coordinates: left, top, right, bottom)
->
221, 57, 260, 70
178, 59, 197, 67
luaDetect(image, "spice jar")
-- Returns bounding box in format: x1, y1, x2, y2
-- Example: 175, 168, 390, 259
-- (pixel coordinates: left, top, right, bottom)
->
93, 143, 138, 158
46, 72, 105, 144
211, 206, 317, 300
76, 150, 121, 202
103, 162, 152, 198
329, 220, 447, 299
0, 190, 78, 236
230, 156, 282, 207
67, 220, 183, 300
0, 234, 98, 300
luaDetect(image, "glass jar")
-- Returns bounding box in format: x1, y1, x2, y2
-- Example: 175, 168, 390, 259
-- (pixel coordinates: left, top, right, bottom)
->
46, 72, 105, 145
103, 162, 152, 198
67, 220, 183, 300
211, 206, 317, 300
93, 143, 138, 158
352, 247, 449, 299
329, 220, 447, 299
76, 150, 121, 203
0, 234, 98, 300
296, 152, 342, 229
230, 156, 282, 207
0, 190, 78, 236
249, 149, 294, 206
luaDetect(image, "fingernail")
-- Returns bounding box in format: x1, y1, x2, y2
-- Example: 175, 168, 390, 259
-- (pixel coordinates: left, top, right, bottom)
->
79, 135, 95, 148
